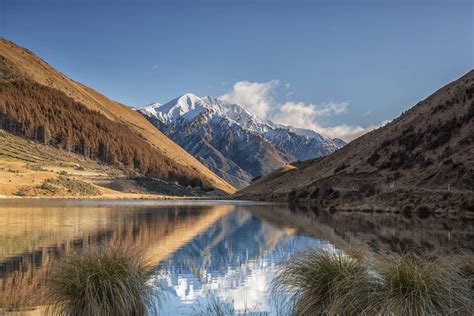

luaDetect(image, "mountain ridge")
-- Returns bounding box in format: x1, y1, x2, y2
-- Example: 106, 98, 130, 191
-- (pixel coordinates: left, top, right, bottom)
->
139, 93, 344, 188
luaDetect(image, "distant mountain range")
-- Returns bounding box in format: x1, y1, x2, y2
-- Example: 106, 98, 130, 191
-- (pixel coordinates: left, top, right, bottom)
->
236, 70, 474, 211
139, 94, 344, 188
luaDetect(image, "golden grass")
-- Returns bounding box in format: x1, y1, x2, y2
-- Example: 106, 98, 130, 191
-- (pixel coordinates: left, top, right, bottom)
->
46, 245, 157, 316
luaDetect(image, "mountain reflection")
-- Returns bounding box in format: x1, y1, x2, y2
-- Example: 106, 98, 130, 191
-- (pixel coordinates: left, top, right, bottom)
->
154, 208, 325, 314
0, 200, 471, 313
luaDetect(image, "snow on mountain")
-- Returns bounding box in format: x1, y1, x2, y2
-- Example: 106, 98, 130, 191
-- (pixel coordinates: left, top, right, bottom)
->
139, 93, 345, 188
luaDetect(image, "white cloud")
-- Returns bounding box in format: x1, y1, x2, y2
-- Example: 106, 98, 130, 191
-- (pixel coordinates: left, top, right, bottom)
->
220, 80, 386, 142
314, 101, 348, 116
219, 80, 279, 118
272, 101, 386, 141
272, 101, 319, 130
314, 122, 389, 141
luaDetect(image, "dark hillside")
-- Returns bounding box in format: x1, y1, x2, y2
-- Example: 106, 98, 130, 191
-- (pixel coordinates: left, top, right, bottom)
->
237, 70, 474, 211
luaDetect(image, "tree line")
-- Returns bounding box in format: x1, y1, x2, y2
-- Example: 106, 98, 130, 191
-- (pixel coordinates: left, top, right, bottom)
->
0, 80, 210, 189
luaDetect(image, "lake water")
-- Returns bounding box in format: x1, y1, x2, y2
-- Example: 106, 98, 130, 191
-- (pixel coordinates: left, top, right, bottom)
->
0, 200, 472, 315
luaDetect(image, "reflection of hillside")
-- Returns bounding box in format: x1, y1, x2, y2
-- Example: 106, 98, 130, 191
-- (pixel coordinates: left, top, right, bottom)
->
0, 203, 233, 310
0, 204, 233, 277
141, 205, 233, 264
0, 205, 116, 260
246, 204, 474, 254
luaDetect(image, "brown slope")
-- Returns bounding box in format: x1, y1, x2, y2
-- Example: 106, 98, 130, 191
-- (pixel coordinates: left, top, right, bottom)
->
237, 70, 474, 207
0, 39, 235, 194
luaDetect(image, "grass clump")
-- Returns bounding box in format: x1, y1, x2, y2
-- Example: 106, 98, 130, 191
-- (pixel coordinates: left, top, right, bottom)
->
272, 249, 369, 315
47, 245, 156, 316
273, 250, 473, 315
371, 254, 472, 315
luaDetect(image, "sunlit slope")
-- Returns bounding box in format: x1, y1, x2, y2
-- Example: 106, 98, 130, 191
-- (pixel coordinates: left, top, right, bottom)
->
0, 39, 235, 194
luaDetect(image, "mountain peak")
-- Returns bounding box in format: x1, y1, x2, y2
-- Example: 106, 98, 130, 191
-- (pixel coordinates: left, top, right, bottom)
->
139, 93, 345, 188
178, 93, 202, 105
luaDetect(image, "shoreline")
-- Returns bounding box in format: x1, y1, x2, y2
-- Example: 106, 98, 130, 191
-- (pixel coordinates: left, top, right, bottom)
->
0, 194, 269, 205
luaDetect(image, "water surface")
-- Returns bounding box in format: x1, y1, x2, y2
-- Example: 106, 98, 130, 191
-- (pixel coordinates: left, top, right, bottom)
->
0, 200, 471, 314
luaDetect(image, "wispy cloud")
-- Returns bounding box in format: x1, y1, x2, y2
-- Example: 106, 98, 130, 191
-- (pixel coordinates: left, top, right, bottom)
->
220, 80, 387, 142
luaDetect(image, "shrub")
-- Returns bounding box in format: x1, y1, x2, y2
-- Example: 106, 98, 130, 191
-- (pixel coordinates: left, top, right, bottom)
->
402, 204, 414, 218
334, 163, 349, 174
329, 205, 337, 214
288, 189, 298, 202
367, 151, 380, 166
416, 205, 432, 219
47, 245, 157, 316
14, 186, 30, 196
310, 187, 320, 199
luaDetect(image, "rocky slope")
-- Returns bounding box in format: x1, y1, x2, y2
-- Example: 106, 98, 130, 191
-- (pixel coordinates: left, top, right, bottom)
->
0, 39, 235, 194
139, 94, 344, 188
236, 70, 474, 211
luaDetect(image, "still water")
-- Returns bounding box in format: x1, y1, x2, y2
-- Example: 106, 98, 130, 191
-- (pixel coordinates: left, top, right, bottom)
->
0, 200, 472, 315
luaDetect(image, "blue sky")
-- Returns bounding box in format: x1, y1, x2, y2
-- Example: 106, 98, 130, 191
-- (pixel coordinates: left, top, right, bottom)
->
1, 0, 472, 140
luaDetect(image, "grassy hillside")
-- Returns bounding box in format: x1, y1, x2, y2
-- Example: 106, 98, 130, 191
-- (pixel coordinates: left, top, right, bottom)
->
0, 130, 216, 198
0, 39, 235, 194
236, 70, 474, 211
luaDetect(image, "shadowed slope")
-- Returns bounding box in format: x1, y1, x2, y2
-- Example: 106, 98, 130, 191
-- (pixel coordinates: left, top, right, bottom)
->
237, 71, 474, 207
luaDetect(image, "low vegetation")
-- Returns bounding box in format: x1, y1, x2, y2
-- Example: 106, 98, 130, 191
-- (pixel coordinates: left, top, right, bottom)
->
41, 176, 100, 196
46, 245, 156, 316
369, 254, 471, 315
272, 249, 473, 315
272, 249, 368, 315
14, 175, 101, 197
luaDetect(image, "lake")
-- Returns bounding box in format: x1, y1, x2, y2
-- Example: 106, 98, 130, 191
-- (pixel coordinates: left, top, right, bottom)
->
0, 200, 472, 315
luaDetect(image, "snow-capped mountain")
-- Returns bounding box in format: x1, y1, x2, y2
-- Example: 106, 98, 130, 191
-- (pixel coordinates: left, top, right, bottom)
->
139, 93, 344, 188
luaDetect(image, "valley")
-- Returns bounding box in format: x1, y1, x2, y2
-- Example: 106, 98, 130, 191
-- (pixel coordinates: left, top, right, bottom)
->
0, 38, 472, 215
0, 1, 473, 314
